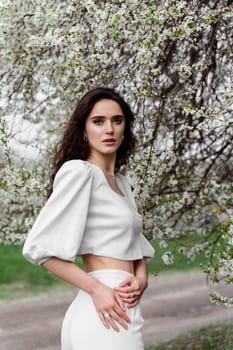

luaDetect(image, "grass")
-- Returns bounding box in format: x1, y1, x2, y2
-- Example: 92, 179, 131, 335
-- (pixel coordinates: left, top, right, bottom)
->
145, 319, 233, 350
0, 238, 207, 299
148, 236, 208, 275
0, 244, 73, 299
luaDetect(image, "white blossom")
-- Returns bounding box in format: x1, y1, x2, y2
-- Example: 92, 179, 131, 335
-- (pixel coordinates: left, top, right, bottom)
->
162, 251, 174, 265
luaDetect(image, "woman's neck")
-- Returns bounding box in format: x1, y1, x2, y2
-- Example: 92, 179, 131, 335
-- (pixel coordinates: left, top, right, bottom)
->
87, 153, 116, 175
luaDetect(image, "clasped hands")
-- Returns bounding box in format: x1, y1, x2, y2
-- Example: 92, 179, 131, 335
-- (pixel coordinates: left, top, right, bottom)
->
91, 275, 147, 332
114, 274, 145, 308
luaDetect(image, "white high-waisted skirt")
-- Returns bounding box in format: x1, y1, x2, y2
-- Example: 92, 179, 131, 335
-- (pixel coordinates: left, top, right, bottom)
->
61, 269, 144, 350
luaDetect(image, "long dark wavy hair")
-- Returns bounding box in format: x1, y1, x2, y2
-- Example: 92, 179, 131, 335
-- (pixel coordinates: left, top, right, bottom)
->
47, 87, 136, 197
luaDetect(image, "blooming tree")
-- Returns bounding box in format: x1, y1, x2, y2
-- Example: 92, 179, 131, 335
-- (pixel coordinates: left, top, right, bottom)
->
1, 0, 233, 305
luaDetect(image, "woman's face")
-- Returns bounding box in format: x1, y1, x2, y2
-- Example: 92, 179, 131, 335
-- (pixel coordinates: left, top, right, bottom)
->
85, 99, 125, 158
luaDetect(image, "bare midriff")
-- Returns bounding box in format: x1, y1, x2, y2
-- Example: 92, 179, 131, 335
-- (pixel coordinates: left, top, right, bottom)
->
82, 254, 134, 274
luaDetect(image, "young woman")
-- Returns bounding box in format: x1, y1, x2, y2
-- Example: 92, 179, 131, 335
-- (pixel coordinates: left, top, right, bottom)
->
23, 87, 154, 350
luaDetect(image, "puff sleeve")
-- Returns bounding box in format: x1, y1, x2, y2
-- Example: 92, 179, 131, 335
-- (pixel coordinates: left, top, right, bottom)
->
22, 160, 93, 265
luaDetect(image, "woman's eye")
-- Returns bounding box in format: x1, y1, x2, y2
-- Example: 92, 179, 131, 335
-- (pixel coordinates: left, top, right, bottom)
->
93, 119, 103, 125
115, 118, 123, 124
92, 117, 124, 125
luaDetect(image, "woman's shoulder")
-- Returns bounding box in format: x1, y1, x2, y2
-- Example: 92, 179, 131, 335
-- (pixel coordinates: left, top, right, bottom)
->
58, 159, 93, 173
54, 159, 94, 186
117, 172, 135, 192
117, 171, 133, 185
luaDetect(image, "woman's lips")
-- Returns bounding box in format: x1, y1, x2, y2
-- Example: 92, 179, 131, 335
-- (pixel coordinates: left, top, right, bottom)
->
102, 139, 116, 145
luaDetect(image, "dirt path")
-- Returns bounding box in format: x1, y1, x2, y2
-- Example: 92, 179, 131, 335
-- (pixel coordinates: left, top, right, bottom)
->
0, 272, 232, 349
142, 272, 233, 345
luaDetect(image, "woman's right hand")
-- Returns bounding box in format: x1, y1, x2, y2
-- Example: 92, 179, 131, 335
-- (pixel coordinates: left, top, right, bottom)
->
90, 281, 131, 332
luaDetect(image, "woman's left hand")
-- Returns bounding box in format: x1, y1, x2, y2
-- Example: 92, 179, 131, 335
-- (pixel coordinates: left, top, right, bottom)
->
113, 275, 147, 308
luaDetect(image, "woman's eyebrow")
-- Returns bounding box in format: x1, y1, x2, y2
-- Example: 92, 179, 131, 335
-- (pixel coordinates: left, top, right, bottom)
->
90, 114, 124, 119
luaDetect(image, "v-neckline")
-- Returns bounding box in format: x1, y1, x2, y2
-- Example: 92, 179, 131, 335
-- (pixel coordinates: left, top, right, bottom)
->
85, 161, 126, 198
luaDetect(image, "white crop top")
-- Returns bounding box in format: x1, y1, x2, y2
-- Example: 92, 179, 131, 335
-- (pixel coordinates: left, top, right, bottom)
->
23, 159, 155, 265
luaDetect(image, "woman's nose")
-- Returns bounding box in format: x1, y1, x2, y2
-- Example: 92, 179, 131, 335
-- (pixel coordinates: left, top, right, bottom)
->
105, 121, 114, 133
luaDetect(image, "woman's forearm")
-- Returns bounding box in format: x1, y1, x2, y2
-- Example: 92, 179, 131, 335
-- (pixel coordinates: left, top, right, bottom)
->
134, 259, 148, 290
42, 257, 100, 294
